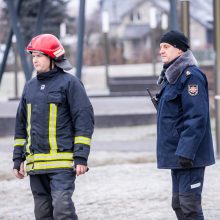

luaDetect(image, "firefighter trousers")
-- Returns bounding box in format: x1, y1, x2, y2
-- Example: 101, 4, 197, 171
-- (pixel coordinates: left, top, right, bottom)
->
30, 170, 78, 220
171, 167, 205, 220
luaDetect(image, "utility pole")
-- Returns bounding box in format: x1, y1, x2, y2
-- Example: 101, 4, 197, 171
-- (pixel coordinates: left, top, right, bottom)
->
12, 35, 19, 99
0, 0, 23, 84
213, 0, 220, 157
76, 0, 86, 80
102, 11, 110, 87
150, 7, 157, 75
180, 0, 190, 38
35, 0, 46, 35
6, 0, 31, 81
169, 0, 179, 30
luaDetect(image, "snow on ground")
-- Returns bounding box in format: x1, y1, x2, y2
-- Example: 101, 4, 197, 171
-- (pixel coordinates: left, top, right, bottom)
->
0, 151, 219, 220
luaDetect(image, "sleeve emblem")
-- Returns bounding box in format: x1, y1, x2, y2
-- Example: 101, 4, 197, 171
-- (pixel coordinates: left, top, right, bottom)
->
188, 84, 198, 96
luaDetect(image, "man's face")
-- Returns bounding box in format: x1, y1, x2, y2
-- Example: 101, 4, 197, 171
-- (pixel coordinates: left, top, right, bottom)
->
159, 43, 183, 64
32, 52, 51, 73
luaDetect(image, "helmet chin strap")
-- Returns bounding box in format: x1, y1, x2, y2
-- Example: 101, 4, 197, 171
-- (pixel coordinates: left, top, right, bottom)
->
50, 58, 54, 70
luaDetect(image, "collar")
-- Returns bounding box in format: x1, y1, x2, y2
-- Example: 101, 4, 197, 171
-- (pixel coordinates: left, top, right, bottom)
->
164, 50, 198, 84
157, 57, 179, 84
37, 67, 62, 80
163, 56, 179, 70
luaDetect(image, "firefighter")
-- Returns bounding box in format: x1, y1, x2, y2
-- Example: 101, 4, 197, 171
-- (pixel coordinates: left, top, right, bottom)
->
13, 34, 94, 220
156, 30, 215, 220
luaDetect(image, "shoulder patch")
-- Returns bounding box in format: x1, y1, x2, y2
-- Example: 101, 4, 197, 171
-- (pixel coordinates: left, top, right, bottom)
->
188, 84, 198, 96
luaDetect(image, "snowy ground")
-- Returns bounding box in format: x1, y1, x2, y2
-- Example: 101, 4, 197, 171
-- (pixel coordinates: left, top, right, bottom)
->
0, 150, 219, 220
0, 124, 219, 220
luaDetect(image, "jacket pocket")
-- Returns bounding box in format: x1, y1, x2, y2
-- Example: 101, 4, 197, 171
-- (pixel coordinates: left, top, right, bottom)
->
162, 93, 181, 115
164, 93, 178, 101
57, 139, 74, 152
47, 91, 63, 105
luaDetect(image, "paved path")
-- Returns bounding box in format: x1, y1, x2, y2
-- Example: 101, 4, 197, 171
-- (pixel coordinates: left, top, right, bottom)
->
0, 125, 157, 153
0, 96, 155, 117
0, 97, 156, 135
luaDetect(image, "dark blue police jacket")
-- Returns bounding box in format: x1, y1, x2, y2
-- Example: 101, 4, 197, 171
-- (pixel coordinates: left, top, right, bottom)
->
156, 50, 215, 169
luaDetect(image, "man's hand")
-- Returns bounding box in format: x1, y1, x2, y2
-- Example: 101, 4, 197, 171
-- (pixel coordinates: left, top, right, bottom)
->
179, 156, 193, 168
13, 162, 25, 179
75, 164, 88, 176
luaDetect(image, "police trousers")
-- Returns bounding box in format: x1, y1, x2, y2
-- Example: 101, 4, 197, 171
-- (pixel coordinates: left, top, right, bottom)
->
171, 167, 205, 220
30, 170, 78, 220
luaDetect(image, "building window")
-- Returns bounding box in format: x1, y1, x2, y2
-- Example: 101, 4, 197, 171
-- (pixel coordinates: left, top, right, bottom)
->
137, 12, 141, 20
130, 13, 134, 22
131, 12, 141, 23
206, 29, 213, 45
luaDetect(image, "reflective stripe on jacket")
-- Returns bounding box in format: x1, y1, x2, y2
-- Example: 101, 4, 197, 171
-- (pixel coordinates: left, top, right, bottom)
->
13, 68, 94, 173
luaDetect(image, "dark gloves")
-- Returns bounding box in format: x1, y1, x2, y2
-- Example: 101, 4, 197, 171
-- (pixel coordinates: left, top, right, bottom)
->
179, 156, 193, 168
13, 159, 23, 170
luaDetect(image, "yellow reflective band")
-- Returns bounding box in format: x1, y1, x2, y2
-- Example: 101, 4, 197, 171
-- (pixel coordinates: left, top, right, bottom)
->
14, 138, 26, 147
49, 104, 58, 153
74, 136, 91, 146
26, 160, 73, 172
26, 104, 32, 154
26, 152, 73, 163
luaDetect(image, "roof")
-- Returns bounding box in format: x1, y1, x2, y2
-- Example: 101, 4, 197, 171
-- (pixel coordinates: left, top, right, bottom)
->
122, 24, 150, 40
189, 0, 213, 29
100, 0, 213, 29
100, 0, 144, 24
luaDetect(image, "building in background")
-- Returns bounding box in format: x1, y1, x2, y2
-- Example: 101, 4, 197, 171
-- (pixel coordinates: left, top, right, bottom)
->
0, 0, 214, 67
100, 0, 213, 64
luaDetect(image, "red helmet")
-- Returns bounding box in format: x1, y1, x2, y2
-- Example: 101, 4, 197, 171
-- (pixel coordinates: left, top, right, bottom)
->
26, 34, 72, 70
26, 34, 65, 59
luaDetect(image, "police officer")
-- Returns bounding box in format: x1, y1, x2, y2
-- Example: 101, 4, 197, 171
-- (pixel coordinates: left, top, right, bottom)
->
13, 34, 94, 220
156, 30, 215, 220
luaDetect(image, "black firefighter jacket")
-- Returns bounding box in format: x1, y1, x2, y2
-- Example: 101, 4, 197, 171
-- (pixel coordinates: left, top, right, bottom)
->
13, 67, 94, 174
